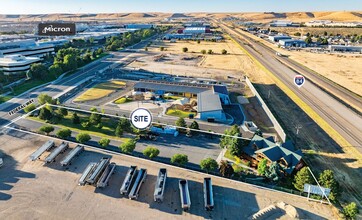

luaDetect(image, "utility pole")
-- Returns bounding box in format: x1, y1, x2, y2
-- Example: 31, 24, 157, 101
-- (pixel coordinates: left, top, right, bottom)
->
295, 124, 302, 146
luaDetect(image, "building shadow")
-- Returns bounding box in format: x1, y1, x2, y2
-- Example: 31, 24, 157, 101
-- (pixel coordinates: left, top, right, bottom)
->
0, 148, 36, 201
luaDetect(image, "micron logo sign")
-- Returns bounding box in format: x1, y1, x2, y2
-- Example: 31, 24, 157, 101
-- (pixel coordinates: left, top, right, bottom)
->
38, 23, 76, 36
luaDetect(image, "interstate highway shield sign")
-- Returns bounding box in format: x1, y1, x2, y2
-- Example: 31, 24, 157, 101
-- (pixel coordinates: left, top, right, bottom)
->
294, 75, 305, 88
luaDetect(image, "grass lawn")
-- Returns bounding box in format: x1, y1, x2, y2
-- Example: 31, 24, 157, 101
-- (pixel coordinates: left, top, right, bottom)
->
0, 95, 11, 104
166, 109, 196, 118
28, 113, 130, 143
74, 80, 126, 102
114, 97, 133, 104
164, 95, 184, 100
11, 79, 48, 96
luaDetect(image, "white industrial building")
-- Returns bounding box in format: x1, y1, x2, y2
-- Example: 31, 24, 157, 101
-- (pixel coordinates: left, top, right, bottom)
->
197, 90, 226, 122
0, 39, 54, 58
268, 35, 292, 42
270, 20, 293, 27
279, 39, 307, 48
0, 55, 41, 75
328, 45, 362, 53
183, 27, 207, 34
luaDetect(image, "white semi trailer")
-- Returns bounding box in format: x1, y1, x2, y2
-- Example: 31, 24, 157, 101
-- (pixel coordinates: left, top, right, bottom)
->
179, 179, 191, 211
154, 168, 167, 202
128, 168, 147, 200
120, 166, 137, 195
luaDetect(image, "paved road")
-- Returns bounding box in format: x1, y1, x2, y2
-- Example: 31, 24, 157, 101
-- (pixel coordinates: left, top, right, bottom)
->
219, 22, 362, 152
0, 35, 159, 128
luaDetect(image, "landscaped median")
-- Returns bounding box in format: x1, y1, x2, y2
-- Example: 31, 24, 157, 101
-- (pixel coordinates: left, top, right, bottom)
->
228, 33, 361, 164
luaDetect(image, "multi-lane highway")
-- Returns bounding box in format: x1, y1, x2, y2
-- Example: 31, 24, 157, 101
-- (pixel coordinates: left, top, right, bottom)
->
219, 22, 362, 153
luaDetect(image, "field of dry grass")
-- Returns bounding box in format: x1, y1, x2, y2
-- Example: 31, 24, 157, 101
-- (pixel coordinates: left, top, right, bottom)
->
150, 38, 253, 72
74, 80, 126, 102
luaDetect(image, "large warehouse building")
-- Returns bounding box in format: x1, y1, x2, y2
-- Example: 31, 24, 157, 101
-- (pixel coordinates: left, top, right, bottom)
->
134, 80, 230, 122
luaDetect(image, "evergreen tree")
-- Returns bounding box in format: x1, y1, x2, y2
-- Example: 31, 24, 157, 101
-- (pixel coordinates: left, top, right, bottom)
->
293, 167, 313, 191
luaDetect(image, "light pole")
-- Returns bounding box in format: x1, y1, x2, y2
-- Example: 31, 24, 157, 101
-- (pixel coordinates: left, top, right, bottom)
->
295, 124, 302, 146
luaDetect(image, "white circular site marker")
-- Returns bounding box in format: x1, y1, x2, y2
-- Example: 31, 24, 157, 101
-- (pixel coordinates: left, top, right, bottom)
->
130, 108, 152, 130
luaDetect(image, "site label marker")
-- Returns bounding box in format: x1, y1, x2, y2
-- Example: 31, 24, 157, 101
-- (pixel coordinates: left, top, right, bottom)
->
130, 108, 152, 130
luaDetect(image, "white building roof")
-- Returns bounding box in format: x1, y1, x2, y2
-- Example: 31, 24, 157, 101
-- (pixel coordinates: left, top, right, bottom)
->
197, 90, 223, 113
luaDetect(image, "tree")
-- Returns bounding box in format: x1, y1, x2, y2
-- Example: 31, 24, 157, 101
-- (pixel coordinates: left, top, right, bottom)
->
145, 47, 148, 51
38, 93, 54, 105
265, 162, 281, 182
57, 107, 68, 116
318, 169, 340, 201
294, 32, 301, 36
293, 167, 313, 191
39, 125, 54, 135
324, 31, 328, 36
255, 129, 263, 137
182, 47, 188, 53
219, 160, 234, 178
189, 120, 199, 130
207, 49, 213, 54
143, 146, 160, 159
29, 63, 49, 80
221, 49, 227, 55
23, 103, 36, 113
63, 54, 78, 71
48, 64, 62, 78
96, 48, 104, 56
160, 46, 165, 51
200, 158, 218, 173
343, 202, 359, 220
305, 36, 312, 44
76, 132, 91, 144
229, 134, 244, 156
99, 138, 110, 148
118, 118, 132, 132
201, 49, 206, 54
56, 128, 72, 139
115, 124, 124, 137
220, 125, 241, 148
119, 139, 137, 154
197, 39, 200, 44
175, 117, 187, 132
89, 111, 101, 125
39, 107, 53, 120
257, 158, 268, 176
72, 112, 80, 124
171, 154, 188, 166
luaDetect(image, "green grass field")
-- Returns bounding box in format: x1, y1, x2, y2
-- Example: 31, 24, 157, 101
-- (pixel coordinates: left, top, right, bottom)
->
74, 80, 126, 102
166, 109, 196, 118
28, 113, 130, 142
0, 95, 11, 104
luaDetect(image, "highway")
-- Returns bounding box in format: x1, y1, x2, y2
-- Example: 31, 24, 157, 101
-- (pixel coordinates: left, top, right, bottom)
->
218, 22, 362, 153
235, 27, 362, 114
0, 35, 157, 128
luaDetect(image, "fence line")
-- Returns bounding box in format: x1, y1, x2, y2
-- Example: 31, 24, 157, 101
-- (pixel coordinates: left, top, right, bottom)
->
245, 76, 286, 142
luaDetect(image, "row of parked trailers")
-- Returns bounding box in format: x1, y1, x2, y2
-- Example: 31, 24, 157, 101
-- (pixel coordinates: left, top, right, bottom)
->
78, 157, 116, 188
29, 140, 84, 166
178, 178, 214, 211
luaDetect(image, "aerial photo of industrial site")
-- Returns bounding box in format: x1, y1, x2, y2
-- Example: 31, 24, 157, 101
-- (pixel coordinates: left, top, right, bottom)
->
0, 0, 361, 219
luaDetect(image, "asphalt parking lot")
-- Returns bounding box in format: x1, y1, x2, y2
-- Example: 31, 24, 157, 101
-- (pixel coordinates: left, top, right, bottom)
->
136, 132, 222, 166
0, 133, 335, 219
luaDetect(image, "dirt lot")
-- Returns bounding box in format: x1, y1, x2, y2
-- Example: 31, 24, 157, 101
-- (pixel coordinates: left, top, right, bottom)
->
240, 29, 362, 96
149, 38, 248, 72
73, 80, 127, 102
0, 133, 336, 219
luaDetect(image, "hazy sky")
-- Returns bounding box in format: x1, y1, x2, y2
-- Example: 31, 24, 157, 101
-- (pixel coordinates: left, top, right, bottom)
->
0, 0, 361, 14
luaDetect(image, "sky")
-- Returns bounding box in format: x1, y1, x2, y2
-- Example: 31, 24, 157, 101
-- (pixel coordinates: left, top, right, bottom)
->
0, 0, 361, 14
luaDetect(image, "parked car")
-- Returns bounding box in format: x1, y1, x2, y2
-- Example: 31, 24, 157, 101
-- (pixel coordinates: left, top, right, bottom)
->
0, 158, 3, 168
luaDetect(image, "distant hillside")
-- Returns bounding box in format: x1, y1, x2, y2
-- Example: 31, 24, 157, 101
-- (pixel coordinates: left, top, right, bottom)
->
0, 11, 360, 23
